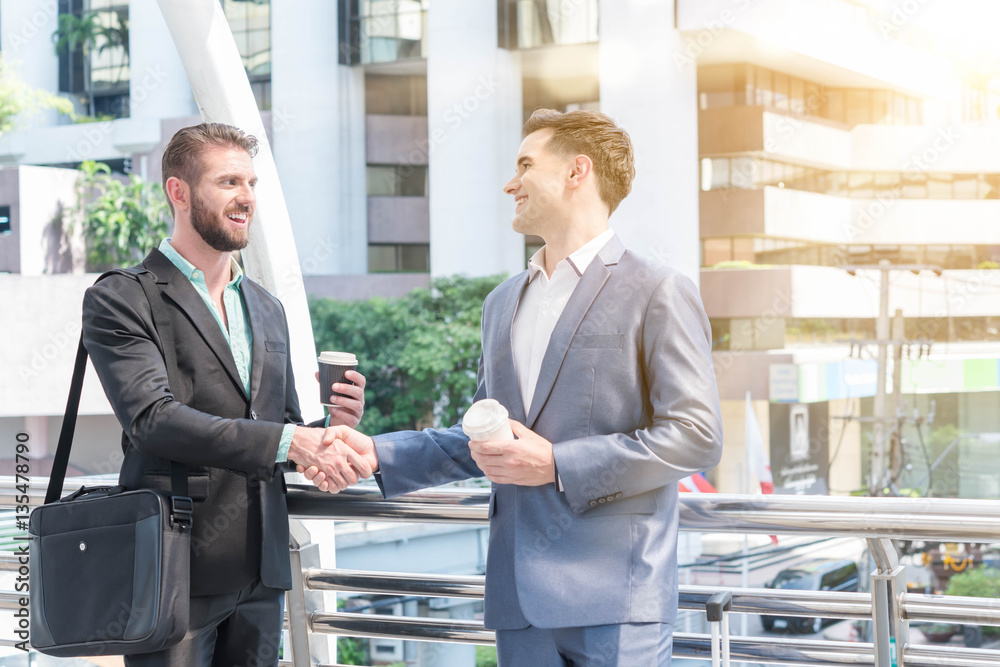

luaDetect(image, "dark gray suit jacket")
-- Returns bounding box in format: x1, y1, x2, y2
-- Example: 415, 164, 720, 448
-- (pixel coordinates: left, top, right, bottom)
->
374, 235, 723, 630
82, 249, 305, 596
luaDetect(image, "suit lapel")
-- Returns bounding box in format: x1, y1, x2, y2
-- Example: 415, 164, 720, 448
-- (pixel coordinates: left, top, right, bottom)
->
145, 249, 245, 396
243, 281, 267, 405
524, 235, 626, 428
495, 273, 529, 423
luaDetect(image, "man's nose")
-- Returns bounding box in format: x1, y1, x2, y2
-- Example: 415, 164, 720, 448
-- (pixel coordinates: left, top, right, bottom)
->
503, 176, 518, 195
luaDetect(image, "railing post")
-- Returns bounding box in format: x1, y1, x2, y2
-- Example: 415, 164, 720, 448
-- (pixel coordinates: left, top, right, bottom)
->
287, 519, 330, 667
868, 537, 908, 667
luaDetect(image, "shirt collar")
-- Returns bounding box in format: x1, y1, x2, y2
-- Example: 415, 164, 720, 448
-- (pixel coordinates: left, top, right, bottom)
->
159, 238, 243, 288
527, 229, 615, 283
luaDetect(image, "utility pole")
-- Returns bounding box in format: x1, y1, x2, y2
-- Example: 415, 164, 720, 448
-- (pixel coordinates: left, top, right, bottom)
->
872, 260, 891, 495
890, 309, 905, 484
842, 263, 942, 496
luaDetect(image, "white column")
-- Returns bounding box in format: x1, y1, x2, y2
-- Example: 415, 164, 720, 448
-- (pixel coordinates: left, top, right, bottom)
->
271, 0, 367, 276
427, 0, 524, 278
1, 0, 62, 127
155, 0, 321, 423
599, 0, 701, 284
128, 0, 197, 120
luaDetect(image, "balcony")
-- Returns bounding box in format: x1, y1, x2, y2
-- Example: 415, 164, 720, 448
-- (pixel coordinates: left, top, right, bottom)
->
701, 266, 1000, 320
678, 0, 953, 98
701, 186, 1000, 246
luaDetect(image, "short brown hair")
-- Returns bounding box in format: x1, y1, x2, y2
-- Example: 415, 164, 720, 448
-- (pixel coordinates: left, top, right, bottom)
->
522, 109, 635, 214
161, 123, 259, 215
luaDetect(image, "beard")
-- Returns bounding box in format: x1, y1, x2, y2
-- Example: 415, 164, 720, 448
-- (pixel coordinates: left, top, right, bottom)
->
190, 192, 252, 252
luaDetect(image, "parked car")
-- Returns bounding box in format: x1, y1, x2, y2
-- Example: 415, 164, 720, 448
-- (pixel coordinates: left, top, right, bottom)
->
761, 559, 860, 634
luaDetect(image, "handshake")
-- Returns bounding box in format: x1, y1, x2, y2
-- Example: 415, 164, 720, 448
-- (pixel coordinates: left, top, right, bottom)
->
288, 424, 378, 493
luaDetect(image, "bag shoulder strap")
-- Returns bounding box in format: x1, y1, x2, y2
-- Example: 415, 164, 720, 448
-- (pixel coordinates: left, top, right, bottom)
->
46, 267, 188, 504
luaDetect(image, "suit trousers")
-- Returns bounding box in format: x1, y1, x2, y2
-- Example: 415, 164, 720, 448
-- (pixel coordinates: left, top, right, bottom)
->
496, 622, 673, 666
123, 578, 284, 667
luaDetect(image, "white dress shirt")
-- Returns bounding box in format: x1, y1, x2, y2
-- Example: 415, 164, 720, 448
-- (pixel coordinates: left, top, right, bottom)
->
512, 228, 615, 414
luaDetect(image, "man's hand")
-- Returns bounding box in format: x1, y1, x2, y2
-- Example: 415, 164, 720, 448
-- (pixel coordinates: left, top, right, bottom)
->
296, 425, 379, 491
315, 370, 366, 428
288, 426, 372, 493
468, 419, 555, 486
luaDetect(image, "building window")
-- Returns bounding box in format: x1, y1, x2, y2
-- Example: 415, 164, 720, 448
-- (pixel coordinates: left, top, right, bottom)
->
340, 0, 429, 66
366, 75, 428, 116
701, 158, 1000, 201
220, 0, 271, 110
367, 165, 428, 197
498, 0, 599, 50
56, 0, 129, 118
368, 244, 430, 272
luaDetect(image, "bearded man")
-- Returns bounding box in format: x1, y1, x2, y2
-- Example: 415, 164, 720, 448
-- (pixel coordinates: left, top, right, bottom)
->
82, 123, 365, 666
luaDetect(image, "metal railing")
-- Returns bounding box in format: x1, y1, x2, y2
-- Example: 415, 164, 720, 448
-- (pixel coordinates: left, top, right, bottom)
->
4, 478, 1000, 666
280, 486, 1000, 667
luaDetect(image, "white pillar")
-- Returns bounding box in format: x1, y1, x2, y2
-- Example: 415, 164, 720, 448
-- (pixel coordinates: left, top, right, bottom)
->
128, 0, 197, 120
1, 0, 62, 128
155, 0, 321, 423
272, 0, 367, 275
427, 0, 524, 278
599, 0, 701, 284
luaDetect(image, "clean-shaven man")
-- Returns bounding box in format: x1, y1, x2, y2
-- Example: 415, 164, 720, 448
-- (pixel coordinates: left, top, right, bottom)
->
83, 123, 368, 666
306, 109, 723, 665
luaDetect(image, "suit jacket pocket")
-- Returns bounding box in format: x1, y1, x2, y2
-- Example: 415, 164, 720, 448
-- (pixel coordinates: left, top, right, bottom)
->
265, 340, 287, 353
571, 334, 624, 350
584, 490, 657, 517
139, 471, 211, 501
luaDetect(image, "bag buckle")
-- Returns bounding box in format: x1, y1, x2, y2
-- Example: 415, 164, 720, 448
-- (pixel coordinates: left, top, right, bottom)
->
170, 496, 194, 530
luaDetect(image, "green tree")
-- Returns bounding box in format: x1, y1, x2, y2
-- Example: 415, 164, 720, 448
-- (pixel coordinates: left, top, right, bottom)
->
945, 566, 1000, 598
336, 636, 368, 665
310, 274, 506, 435
0, 57, 73, 135
72, 161, 171, 271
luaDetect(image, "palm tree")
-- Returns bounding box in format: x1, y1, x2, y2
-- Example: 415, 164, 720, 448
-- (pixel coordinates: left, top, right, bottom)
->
52, 11, 102, 116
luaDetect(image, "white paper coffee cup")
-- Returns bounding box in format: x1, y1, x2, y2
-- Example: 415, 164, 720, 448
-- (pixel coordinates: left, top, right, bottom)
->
462, 399, 514, 442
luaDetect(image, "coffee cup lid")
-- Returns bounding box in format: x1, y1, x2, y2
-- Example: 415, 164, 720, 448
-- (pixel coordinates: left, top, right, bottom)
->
318, 351, 357, 365
462, 399, 509, 437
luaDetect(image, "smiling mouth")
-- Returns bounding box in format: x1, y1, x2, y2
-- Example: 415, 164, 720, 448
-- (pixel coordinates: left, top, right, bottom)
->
515, 196, 527, 207
227, 211, 250, 226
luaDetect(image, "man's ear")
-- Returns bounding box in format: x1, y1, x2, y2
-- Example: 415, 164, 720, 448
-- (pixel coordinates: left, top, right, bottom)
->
165, 176, 191, 213
567, 154, 594, 190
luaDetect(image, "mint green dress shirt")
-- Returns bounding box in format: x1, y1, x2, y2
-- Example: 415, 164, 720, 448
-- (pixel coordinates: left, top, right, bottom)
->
159, 239, 296, 462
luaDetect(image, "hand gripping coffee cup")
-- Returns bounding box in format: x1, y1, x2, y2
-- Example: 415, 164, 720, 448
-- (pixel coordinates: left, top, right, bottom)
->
462, 399, 514, 443
318, 351, 358, 406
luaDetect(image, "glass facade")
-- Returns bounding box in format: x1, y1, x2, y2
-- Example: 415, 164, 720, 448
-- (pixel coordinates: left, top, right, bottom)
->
698, 64, 924, 127
498, 0, 599, 50
220, 0, 271, 110
57, 0, 129, 118
340, 0, 429, 65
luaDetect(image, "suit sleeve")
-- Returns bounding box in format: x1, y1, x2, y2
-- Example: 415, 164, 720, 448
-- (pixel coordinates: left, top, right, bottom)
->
554, 272, 723, 516
83, 277, 287, 481
371, 342, 488, 499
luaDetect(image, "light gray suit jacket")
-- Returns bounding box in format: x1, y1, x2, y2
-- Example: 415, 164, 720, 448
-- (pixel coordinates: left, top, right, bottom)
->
373, 235, 723, 630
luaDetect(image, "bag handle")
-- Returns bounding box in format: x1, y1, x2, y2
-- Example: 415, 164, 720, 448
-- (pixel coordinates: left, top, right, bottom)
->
46, 268, 188, 504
